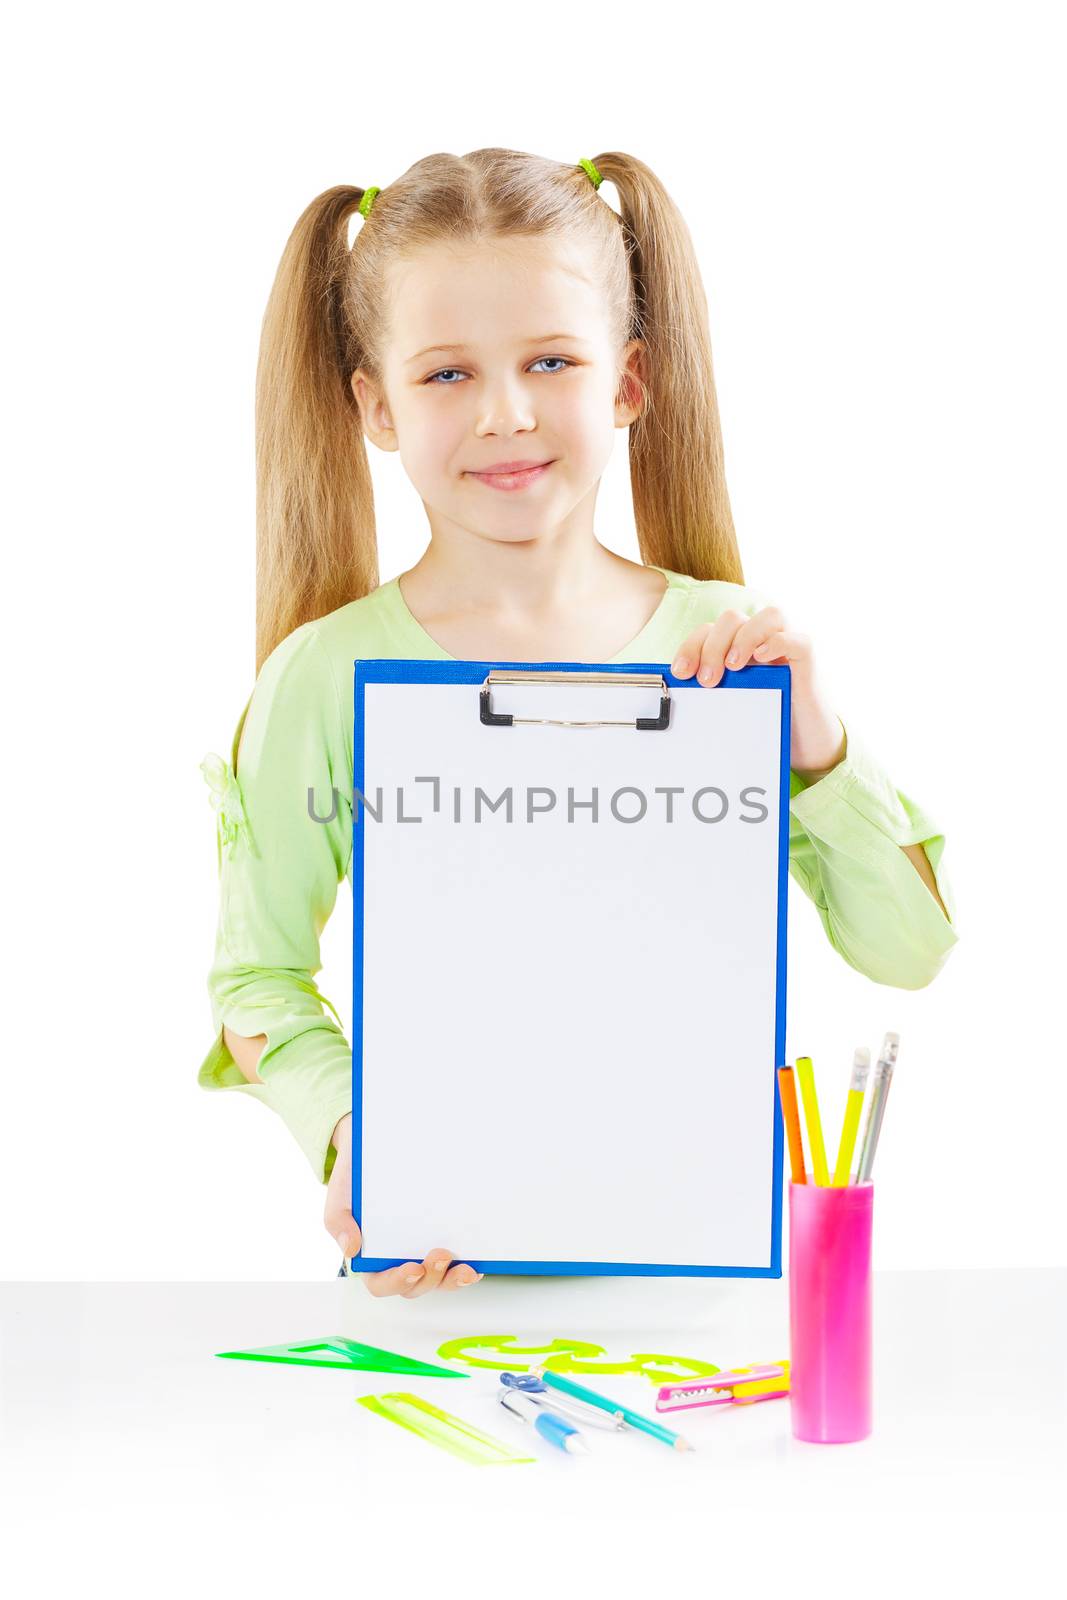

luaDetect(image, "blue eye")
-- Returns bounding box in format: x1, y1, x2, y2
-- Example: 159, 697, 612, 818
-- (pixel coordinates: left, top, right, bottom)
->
423, 357, 576, 385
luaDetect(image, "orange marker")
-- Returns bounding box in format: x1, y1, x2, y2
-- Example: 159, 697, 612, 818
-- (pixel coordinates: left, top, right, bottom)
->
777, 1066, 807, 1184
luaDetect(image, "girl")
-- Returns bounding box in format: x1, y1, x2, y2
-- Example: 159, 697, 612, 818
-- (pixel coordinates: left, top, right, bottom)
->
198, 148, 958, 1298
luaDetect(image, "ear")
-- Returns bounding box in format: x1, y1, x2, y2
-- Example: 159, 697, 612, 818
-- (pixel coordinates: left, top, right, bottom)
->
614, 339, 647, 428
350, 369, 399, 453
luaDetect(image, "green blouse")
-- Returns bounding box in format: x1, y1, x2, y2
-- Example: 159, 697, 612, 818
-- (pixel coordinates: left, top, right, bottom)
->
198, 566, 959, 1184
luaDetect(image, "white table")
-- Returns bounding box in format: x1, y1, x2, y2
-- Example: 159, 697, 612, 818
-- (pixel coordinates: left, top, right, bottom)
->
2, 1271, 1062, 1595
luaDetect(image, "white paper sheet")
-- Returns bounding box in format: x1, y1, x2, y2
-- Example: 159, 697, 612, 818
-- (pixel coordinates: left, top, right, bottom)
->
353, 668, 786, 1275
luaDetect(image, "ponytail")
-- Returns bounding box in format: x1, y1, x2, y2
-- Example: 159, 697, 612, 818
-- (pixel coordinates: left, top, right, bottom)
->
595, 151, 743, 587
255, 186, 379, 673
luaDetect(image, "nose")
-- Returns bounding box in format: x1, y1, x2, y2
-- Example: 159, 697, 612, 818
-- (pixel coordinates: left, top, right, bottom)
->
473, 374, 537, 437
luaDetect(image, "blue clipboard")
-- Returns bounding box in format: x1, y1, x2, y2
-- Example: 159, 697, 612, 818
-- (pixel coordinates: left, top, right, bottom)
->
350, 658, 791, 1279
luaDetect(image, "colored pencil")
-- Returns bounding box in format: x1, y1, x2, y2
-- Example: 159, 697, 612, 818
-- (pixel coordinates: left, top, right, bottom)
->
832, 1047, 871, 1186
795, 1055, 830, 1186
532, 1367, 694, 1452
777, 1066, 807, 1184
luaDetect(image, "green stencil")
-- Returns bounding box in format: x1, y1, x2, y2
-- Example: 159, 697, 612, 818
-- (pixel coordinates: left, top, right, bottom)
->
215, 1336, 467, 1379
546, 1351, 721, 1383
435, 1334, 605, 1371
435, 1333, 720, 1384
358, 1391, 536, 1466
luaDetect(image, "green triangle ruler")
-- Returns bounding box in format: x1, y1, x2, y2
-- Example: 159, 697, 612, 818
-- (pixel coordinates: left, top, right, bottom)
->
215, 1336, 468, 1378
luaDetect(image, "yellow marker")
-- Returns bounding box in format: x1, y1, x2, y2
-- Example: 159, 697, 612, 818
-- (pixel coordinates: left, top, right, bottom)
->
730, 1361, 791, 1401
795, 1056, 830, 1186
832, 1047, 871, 1186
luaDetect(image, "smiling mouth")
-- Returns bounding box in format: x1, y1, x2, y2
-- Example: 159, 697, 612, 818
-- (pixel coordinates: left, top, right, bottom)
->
466, 461, 555, 491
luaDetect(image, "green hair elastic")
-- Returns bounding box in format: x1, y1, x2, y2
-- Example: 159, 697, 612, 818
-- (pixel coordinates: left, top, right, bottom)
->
358, 185, 380, 217
577, 157, 603, 189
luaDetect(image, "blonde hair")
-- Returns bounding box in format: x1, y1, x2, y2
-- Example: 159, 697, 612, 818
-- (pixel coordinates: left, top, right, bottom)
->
254, 147, 743, 673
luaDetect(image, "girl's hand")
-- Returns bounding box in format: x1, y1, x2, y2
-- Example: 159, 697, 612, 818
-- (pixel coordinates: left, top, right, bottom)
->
671, 605, 847, 777
325, 1113, 484, 1297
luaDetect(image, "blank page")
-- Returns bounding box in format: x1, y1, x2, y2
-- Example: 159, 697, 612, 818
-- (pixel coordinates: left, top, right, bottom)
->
353, 664, 787, 1276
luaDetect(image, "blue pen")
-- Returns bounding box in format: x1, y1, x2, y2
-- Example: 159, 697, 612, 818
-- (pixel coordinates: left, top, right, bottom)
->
498, 1388, 590, 1455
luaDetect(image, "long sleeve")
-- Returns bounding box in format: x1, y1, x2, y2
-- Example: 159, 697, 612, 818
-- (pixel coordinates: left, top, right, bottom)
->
197, 623, 354, 1184
723, 582, 959, 989
787, 717, 959, 989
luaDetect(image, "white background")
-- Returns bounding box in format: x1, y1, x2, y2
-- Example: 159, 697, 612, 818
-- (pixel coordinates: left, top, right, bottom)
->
4, 0, 1063, 1280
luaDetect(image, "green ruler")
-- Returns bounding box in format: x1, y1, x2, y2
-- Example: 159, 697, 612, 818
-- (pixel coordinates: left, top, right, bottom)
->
358, 1391, 536, 1465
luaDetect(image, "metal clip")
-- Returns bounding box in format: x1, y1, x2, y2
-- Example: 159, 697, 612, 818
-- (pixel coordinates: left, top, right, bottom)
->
479, 670, 671, 731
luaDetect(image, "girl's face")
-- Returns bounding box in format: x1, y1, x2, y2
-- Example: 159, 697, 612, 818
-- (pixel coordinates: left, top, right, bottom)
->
351, 237, 644, 547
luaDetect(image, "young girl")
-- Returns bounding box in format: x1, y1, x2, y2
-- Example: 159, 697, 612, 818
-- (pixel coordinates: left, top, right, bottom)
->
198, 148, 958, 1298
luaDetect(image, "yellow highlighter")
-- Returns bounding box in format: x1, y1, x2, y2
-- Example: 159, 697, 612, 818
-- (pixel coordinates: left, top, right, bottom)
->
795, 1056, 830, 1186
832, 1047, 871, 1186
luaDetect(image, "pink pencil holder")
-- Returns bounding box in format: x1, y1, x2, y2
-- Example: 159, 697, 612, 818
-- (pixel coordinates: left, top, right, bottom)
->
788, 1180, 873, 1443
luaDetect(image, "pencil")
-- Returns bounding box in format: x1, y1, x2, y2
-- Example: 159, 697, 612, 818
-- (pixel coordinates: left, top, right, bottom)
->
777, 1066, 807, 1184
856, 1032, 899, 1182
832, 1047, 871, 1186
795, 1056, 830, 1186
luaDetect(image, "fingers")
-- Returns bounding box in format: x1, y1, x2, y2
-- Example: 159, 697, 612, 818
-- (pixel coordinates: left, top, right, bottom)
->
671, 623, 716, 679
671, 607, 794, 688
324, 1118, 360, 1265
363, 1260, 428, 1298
327, 1212, 362, 1264
363, 1248, 483, 1299
440, 1263, 484, 1291
403, 1249, 482, 1298
724, 610, 788, 671
671, 611, 751, 685
752, 629, 814, 674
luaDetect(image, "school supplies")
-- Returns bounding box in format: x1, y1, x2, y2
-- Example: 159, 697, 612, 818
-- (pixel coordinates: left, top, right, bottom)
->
777, 1066, 807, 1184
795, 1055, 830, 1186
786, 1033, 898, 1188
357, 1391, 535, 1466
856, 1033, 898, 1181
498, 1388, 590, 1455
436, 1333, 721, 1384
833, 1047, 871, 1186
785, 1035, 895, 1439
532, 1366, 694, 1452
788, 1181, 874, 1442
350, 658, 792, 1278
500, 1372, 625, 1430
437, 1334, 607, 1371
215, 1337, 466, 1378
655, 1362, 791, 1413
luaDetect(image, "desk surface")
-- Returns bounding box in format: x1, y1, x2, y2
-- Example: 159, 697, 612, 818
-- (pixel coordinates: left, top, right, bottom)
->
2, 1271, 1063, 1591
